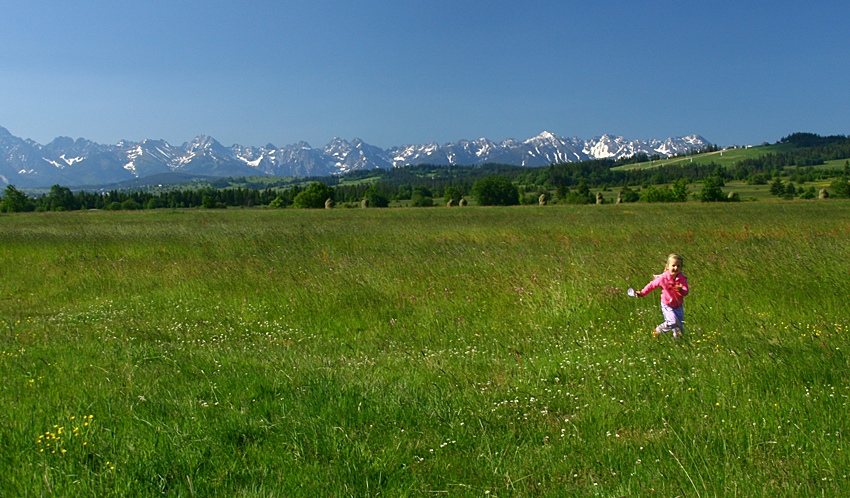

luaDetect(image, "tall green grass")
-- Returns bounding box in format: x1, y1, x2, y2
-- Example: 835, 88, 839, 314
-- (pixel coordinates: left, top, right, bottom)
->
1, 202, 849, 496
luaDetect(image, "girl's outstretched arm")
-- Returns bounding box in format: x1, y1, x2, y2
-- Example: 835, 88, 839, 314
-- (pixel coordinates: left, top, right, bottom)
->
638, 274, 663, 297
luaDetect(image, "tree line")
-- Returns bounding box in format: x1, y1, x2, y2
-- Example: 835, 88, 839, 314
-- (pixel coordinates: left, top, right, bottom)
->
0, 185, 282, 212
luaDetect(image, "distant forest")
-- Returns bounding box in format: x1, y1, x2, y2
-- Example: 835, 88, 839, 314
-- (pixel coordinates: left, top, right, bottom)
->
2, 133, 849, 212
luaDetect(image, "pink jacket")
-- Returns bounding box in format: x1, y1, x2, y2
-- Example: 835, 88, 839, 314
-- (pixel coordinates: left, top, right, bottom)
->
639, 272, 688, 308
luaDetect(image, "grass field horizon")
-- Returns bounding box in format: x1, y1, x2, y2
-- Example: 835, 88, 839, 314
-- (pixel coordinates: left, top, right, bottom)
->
2, 202, 849, 496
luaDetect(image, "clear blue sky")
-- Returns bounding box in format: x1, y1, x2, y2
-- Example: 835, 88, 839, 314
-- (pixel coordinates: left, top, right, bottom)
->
2, 1, 847, 149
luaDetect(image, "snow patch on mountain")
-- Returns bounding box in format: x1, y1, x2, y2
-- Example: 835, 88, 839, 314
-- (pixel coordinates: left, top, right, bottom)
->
43, 158, 66, 169
60, 154, 85, 165
243, 157, 263, 167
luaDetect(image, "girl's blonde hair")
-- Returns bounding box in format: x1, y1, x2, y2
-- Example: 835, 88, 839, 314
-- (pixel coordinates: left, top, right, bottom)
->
667, 253, 683, 266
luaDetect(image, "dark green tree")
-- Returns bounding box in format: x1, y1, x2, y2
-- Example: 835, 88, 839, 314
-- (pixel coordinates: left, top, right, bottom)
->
640, 185, 675, 203
471, 176, 519, 206
769, 177, 786, 196
830, 177, 850, 198
699, 177, 725, 202
293, 182, 335, 209
799, 187, 816, 199
147, 197, 165, 210
396, 184, 413, 201
576, 179, 591, 198
412, 186, 433, 198
363, 187, 389, 208
410, 191, 434, 207
443, 186, 463, 204
46, 184, 79, 211
618, 185, 640, 203
1, 185, 30, 212
784, 182, 797, 196
555, 183, 567, 200
121, 198, 142, 210
672, 178, 690, 202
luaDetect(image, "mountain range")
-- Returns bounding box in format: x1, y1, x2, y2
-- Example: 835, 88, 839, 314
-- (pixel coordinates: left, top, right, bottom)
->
0, 125, 710, 189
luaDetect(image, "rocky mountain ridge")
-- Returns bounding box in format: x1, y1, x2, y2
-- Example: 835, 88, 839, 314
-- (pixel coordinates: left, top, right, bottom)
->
0, 126, 710, 188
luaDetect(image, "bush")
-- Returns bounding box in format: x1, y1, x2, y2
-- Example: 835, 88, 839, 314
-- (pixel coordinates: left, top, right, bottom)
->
830, 178, 850, 198
121, 198, 142, 210
410, 192, 434, 207
618, 186, 640, 203
364, 188, 389, 208
769, 177, 786, 196
799, 187, 816, 200
561, 191, 593, 204
746, 173, 769, 185
558, 179, 593, 205
1, 185, 31, 212
269, 195, 288, 208
147, 198, 165, 210
640, 185, 676, 203
471, 176, 519, 206
443, 187, 464, 205
672, 179, 690, 202
293, 182, 335, 209
699, 177, 725, 202
521, 192, 541, 205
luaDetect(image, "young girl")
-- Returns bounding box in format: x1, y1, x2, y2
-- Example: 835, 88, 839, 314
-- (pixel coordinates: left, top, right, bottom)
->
635, 253, 689, 338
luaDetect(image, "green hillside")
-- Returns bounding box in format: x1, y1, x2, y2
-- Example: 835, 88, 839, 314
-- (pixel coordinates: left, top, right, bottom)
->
612, 143, 796, 171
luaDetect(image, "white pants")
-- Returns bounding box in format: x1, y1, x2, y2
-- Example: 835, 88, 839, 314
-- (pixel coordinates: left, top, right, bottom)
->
657, 303, 685, 334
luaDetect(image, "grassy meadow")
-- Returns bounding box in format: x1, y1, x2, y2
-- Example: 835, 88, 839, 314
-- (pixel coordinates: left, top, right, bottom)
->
2, 201, 849, 496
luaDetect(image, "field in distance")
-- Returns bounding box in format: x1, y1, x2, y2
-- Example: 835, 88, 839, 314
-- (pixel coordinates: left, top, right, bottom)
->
613, 142, 848, 172
1, 203, 849, 496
